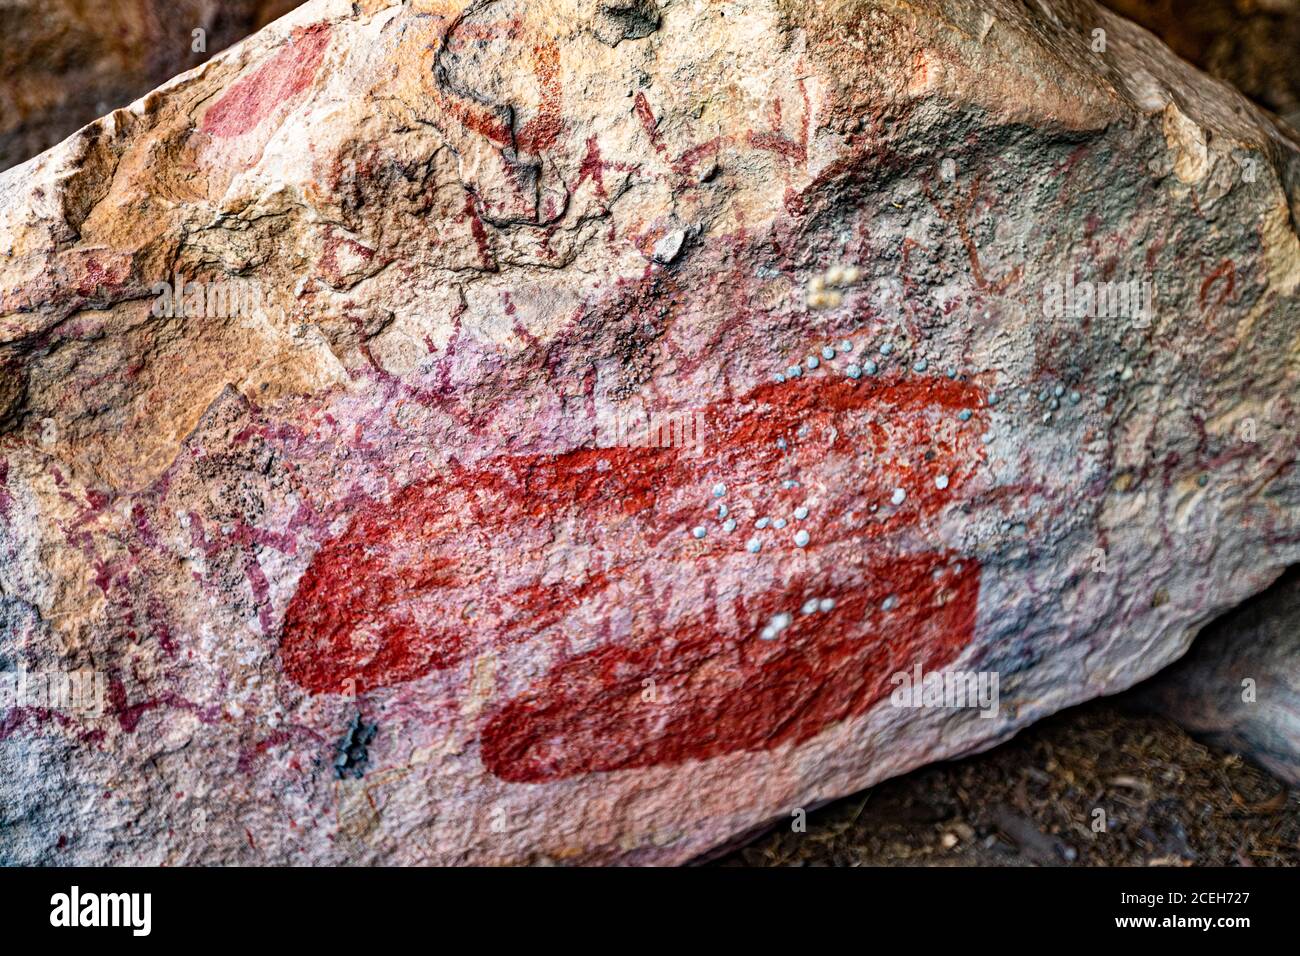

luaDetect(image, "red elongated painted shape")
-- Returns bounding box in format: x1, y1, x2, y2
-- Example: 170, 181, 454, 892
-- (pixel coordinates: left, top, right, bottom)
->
281, 374, 988, 779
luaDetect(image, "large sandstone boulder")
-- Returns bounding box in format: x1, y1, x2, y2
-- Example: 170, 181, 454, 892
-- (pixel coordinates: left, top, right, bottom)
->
0, 0, 1297, 865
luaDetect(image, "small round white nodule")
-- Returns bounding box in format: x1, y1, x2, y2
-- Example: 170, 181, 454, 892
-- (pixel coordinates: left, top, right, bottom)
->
882, 595, 899, 612
723, 518, 737, 533
692, 526, 707, 539
818, 598, 835, 612
794, 505, 809, 520
806, 356, 820, 370
746, 537, 762, 553
718, 503, 729, 518
802, 599, 819, 615
891, 487, 907, 506
712, 483, 726, 498
934, 475, 950, 490
755, 517, 770, 529
760, 626, 777, 641
822, 346, 836, 360
774, 518, 788, 529
787, 365, 802, 378
772, 612, 792, 630
794, 530, 810, 547
846, 364, 862, 380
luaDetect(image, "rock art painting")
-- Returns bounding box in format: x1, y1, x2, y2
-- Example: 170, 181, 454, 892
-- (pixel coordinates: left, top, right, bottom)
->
200, 23, 333, 140
284, 374, 987, 780
0, 0, 1298, 866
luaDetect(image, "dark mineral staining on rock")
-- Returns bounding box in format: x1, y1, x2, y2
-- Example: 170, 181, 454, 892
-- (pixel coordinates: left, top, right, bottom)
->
593, 0, 661, 47
334, 714, 378, 780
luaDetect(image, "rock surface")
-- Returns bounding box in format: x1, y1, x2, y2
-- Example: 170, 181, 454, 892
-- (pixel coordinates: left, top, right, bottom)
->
0, 0, 1298, 865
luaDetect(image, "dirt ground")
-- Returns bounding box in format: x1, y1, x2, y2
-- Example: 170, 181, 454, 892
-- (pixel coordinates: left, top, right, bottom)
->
717, 700, 1299, 866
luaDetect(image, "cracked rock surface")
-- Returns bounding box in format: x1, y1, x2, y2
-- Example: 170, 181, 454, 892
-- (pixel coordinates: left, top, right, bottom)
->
0, 0, 1298, 864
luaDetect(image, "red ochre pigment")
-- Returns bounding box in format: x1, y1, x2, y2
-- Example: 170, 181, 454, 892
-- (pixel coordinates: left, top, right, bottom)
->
482, 553, 978, 782
281, 374, 987, 781
200, 23, 332, 139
